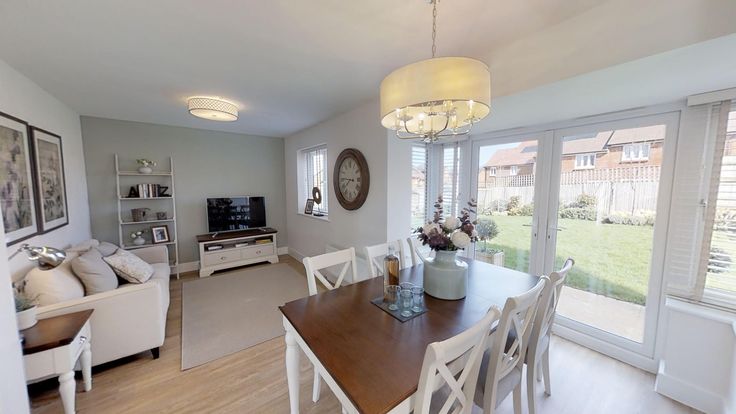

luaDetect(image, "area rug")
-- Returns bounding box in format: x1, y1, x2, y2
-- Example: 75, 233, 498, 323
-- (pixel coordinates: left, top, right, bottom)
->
181, 263, 309, 370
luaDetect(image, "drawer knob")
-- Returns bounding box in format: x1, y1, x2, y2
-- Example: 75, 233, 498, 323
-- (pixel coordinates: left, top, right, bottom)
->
221, 256, 227, 260
80, 335, 88, 344
256, 250, 261, 254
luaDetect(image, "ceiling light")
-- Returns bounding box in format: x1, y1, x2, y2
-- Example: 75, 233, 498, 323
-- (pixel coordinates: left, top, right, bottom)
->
379, 0, 491, 142
187, 97, 238, 122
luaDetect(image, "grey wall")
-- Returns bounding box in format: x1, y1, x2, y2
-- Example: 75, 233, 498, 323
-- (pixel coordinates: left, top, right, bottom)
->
81, 116, 287, 264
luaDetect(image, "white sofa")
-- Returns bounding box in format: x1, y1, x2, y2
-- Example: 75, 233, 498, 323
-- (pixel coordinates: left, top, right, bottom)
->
33, 244, 170, 367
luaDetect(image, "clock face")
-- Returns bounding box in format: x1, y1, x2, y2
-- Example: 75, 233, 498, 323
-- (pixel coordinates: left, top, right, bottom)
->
338, 157, 362, 202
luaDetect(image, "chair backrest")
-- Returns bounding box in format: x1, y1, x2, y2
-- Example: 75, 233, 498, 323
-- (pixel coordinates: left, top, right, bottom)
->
302, 247, 358, 296
364, 240, 408, 278
414, 306, 502, 414
528, 258, 574, 358
480, 277, 547, 412
407, 235, 429, 267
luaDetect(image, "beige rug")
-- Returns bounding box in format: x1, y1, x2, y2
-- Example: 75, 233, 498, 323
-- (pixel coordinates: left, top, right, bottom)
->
181, 263, 308, 370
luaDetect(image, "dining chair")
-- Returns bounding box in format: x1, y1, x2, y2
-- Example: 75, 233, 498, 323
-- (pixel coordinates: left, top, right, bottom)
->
414, 306, 502, 414
526, 258, 574, 414
475, 277, 547, 414
364, 240, 409, 278
301, 247, 358, 403
407, 234, 431, 266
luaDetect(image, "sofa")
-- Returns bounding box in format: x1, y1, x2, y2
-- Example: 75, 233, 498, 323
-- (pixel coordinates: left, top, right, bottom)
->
25, 241, 170, 367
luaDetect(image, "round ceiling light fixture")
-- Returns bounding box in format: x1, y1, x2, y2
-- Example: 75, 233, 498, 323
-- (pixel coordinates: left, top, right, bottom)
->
187, 97, 238, 122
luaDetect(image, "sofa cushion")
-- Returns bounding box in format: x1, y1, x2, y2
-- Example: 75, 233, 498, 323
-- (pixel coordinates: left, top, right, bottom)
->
24, 253, 85, 306
71, 248, 118, 295
104, 249, 154, 283
96, 241, 119, 257
66, 239, 99, 254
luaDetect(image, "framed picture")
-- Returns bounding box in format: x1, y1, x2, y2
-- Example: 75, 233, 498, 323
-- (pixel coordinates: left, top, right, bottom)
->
31, 127, 68, 233
304, 198, 314, 215
0, 111, 38, 245
151, 225, 170, 244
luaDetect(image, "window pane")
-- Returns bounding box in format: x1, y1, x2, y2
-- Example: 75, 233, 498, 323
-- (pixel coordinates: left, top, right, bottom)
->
411, 144, 427, 229
303, 146, 328, 214
442, 144, 461, 216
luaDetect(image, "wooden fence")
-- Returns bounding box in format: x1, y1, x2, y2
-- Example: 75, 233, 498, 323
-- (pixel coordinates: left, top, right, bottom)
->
478, 166, 661, 215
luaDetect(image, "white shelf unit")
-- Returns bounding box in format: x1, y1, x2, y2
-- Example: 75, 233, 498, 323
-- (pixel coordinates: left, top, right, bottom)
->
115, 155, 180, 279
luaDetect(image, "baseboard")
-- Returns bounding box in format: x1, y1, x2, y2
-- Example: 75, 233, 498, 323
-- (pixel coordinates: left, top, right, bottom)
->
288, 247, 305, 262
655, 361, 726, 414
175, 261, 199, 273
277, 246, 289, 255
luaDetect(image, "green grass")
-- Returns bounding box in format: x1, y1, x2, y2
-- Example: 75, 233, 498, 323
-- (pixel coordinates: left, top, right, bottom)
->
476, 215, 654, 305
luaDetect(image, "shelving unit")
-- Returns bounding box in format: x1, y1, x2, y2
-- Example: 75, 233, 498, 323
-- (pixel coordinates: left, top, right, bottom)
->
115, 155, 180, 279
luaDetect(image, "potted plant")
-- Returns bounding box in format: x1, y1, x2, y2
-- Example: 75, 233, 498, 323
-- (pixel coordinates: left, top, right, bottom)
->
475, 217, 505, 266
416, 197, 478, 300
14, 280, 38, 330
136, 158, 157, 174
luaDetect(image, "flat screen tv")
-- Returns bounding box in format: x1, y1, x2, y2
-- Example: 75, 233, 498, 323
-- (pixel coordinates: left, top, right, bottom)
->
206, 196, 266, 233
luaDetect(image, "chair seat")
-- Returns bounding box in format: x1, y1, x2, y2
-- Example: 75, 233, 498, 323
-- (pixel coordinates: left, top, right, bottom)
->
504, 330, 550, 362
473, 349, 523, 409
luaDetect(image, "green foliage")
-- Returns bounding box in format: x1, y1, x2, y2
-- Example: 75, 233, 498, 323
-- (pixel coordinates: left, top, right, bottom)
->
508, 202, 533, 216
559, 207, 598, 221
572, 193, 597, 208
506, 196, 521, 211
709, 247, 732, 274
476, 218, 499, 243
604, 211, 656, 226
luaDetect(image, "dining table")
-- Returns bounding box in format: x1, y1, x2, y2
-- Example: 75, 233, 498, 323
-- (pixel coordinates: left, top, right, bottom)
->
279, 257, 539, 414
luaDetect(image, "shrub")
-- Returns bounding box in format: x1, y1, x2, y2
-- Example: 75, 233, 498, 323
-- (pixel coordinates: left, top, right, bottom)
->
559, 207, 597, 221
507, 196, 521, 212
572, 193, 597, 208
509, 202, 533, 216
476, 218, 499, 241
604, 211, 656, 226
709, 247, 732, 274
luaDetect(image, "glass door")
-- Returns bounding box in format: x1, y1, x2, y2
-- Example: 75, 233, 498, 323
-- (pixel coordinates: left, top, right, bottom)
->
471, 133, 549, 275
544, 113, 678, 356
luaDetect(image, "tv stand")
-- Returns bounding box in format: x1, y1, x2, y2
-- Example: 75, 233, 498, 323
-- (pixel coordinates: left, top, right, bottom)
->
196, 228, 279, 277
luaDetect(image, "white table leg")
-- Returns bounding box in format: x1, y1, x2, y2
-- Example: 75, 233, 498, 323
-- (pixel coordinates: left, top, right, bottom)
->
81, 341, 92, 392
284, 324, 301, 414
58, 371, 76, 414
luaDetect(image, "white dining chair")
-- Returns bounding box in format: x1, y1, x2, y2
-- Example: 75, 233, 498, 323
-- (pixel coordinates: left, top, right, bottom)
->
475, 277, 547, 414
526, 258, 574, 414
364, 240, 409, 278
301, 247, 358, 403
407, 234, 432, 266
413, 306, 502, 414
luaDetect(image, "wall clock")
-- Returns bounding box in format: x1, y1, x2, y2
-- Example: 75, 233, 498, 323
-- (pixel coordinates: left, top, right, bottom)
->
333, 148, 370, 210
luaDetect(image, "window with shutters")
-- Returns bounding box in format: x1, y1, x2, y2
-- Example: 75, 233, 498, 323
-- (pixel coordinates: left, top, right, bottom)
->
441, 143, 463, 217
411, 144, 428, 229
299, 144, 328, 215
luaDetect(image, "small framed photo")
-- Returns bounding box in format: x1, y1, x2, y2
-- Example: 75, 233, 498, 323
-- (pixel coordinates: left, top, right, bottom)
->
304, 199, 314, 215
151, 225, 170, 244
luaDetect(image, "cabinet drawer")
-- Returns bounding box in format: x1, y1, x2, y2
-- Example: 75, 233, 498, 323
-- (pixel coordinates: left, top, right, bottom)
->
242, 244, 274, 260
204, 249, 242, 266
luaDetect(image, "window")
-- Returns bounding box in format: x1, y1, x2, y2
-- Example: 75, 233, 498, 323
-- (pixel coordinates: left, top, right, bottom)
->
489, 167, 497, 176
300, 144, 328, 215
621, 143, 651, 162
509, 165, 518, 176
411, 144, 428, 229
441, 143, 463, 216
574, 153, 596, 169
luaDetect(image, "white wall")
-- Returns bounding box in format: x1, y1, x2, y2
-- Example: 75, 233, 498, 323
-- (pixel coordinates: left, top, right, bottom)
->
285, 100, 391, 261
0, 59, 91, 281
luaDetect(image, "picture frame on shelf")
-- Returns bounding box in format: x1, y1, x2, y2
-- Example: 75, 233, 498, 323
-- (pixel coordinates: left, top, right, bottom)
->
0, 111, 39, 245
304, 198, 314, 215
151, 225, 170, 244
31, 127, 68, 233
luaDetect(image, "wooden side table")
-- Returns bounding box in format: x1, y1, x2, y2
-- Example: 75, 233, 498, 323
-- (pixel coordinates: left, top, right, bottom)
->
22, 309, 93, 414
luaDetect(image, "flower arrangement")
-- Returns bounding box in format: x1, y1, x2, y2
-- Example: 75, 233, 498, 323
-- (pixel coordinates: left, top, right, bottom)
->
130, 230, 146, 240
136, 159, 157, 168
417, 197, 478, 251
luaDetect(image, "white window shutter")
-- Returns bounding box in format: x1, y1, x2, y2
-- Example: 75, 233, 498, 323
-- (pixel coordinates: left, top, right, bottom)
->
664, 103, 726, 300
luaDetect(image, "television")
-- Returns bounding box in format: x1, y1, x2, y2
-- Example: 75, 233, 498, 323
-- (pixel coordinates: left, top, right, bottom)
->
206, 196, 266, 233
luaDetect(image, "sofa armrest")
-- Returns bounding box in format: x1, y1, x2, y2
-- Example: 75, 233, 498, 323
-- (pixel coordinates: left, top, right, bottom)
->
130, 245, 168, 264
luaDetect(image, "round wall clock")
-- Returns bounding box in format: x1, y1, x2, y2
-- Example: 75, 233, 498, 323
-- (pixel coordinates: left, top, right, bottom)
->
333, 148, 370, 210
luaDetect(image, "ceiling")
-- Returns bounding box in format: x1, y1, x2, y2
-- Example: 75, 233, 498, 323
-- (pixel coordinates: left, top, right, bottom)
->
0, 0, 734, 138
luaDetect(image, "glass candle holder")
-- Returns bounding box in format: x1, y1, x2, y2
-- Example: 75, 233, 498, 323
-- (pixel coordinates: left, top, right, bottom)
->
411, 286, 425, 313
400, 289, 414, 317
384, 285, 401, 311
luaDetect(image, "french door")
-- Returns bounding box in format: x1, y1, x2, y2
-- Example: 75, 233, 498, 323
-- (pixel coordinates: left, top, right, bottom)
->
470, 112, 679, 362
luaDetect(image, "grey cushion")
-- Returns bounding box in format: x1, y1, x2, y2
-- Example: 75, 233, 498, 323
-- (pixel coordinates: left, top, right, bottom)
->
96, 241, 119, 257
474, 349, 523, 409
71, 248, 118, 295
103, 248, 154, 284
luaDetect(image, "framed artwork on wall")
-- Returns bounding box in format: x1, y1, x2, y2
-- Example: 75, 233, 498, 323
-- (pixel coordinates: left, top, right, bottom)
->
31, 127, 68, 233
0, 111, 38, 245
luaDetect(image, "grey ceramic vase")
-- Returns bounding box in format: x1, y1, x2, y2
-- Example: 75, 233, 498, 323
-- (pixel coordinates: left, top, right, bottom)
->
423, 250, 468, 300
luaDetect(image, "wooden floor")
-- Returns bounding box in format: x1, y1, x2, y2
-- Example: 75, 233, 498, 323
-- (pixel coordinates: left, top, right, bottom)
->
28, 255, 698, 413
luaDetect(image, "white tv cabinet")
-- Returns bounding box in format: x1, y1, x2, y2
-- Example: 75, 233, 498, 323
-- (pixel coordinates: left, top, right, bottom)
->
197, 228, 279, 277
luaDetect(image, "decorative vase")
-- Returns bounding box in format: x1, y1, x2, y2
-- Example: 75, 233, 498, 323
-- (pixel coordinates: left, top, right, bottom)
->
138, 166, 153, 174
133, 236, 146, 246
423, 250, 468, 300
16, 306, 37, 330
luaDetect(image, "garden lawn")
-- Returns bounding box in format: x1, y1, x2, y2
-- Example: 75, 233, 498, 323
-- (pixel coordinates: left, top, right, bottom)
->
477, 215, 654, 305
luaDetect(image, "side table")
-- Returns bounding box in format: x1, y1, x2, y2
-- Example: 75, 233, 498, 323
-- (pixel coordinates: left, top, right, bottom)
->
22, 309, 93, 414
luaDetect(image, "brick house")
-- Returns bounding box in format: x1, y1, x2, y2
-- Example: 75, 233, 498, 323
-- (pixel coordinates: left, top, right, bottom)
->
478, 125, 666, 185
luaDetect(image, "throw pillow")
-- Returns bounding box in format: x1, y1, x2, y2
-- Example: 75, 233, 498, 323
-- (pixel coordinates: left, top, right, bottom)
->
71, 248, 118, 295
66, 239, 100, 254
96, 241, 119, 257
24, 252, 85, 306
103, 249, 154, 283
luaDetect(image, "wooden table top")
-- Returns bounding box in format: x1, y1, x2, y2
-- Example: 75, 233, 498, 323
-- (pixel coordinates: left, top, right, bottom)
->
22, 309, 93, 355
279, 259, 538, 414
